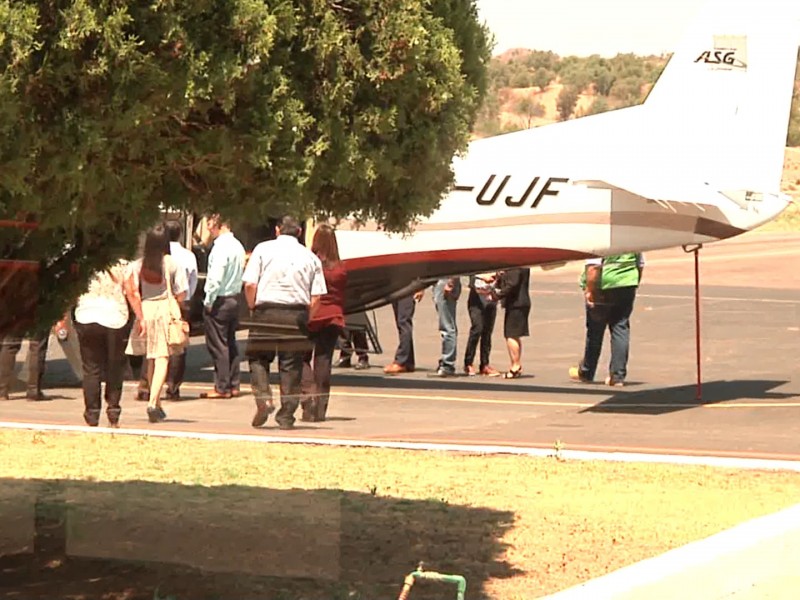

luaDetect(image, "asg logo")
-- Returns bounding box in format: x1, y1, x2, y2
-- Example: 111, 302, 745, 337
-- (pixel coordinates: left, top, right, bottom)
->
694, 49, 747, 69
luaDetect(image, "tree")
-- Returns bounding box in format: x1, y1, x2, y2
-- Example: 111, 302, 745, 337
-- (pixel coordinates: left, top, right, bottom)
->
556, 85, 580, 121
0, 0, 491, 331
513, 94, 545, 128
587, 96, 611, 116
531, 67, 554, 92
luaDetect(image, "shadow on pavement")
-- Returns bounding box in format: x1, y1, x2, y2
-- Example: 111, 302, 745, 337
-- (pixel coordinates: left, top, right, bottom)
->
0, 478, 519, 600
333, 372, 617, 397
580, 380, 798, 416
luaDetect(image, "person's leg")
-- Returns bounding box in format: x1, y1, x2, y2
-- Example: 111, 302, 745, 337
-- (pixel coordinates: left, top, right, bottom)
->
392, 295, 416, 368
607, 287, 636, 383
218, 297, 241, 394
275, 350, 303, 428
577, 303, 607, 381
300, 348, 316, 420
0, 337, 22, 398
26, 332, 49, 399
203, 302, 230, 394
464, 292, 483, 372
148, 357, 169, 411
506, 336, 522, 373
352, 330, 369, 367
480, 302, 498, 370
165, 352, 186, 399
249, 350, 275, 427
439, 295, 458, 373
76, 323, 103, 426
313, 326, 339, 420
104, 326, 127, 426
335, 331, 353, 367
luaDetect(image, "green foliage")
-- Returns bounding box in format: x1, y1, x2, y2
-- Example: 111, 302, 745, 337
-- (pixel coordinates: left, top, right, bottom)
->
556, 85, 579, 121
0, 0, 491, 330
513, 93, 545, 128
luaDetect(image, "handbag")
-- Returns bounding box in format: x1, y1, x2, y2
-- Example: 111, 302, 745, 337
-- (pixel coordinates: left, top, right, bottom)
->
165, 258, 190, 350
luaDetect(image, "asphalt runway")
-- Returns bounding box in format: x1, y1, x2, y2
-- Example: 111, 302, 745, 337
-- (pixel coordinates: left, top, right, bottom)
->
2, 231, 800, 460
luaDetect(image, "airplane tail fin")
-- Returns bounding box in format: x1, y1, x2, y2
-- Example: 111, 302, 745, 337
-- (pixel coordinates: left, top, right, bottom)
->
643, 0, 800, 195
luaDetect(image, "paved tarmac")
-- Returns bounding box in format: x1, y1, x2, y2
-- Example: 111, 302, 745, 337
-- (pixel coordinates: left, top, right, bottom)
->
2, 230, 800, 461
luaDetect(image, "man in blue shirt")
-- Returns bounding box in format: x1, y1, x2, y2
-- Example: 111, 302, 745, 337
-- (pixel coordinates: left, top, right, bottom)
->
201, 215, 245, 399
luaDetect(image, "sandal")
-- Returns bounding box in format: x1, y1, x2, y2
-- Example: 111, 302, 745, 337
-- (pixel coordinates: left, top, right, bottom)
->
503, 367, 522, 379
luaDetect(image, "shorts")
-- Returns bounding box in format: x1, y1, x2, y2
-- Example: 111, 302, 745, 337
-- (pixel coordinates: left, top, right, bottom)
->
504, 306, 530, 339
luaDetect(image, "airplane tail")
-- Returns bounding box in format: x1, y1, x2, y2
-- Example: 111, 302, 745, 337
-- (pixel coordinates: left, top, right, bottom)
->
643, 0, 800, 196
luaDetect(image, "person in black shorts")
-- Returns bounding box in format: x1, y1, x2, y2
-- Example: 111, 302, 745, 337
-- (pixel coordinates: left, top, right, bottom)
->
495, 268, 531, 379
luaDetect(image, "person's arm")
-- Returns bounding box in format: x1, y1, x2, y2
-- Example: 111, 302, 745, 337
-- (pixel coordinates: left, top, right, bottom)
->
244, 282, 257, 310
188, 253, 199, 299
308, 294, 322, 319
203, 247, 223, 310
584, 264, 601, 307
123, 269, 146, 334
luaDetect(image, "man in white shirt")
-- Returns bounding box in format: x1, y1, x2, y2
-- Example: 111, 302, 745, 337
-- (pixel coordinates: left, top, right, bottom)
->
242, 216, 326, 430
164, 220, 199, 400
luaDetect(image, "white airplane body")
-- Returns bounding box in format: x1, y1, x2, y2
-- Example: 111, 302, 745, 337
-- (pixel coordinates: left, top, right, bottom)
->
335, 0, 800, 313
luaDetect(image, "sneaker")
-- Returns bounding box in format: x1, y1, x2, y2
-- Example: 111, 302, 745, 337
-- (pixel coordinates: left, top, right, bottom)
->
354, 358, 370, 370
430, 367, 456, 378
334, 357, 352, 369
26, 391, 51, 402
568, 366, 592, 383
464, 365, 477, 376
604, 376, 625, 387
480, 365, 501, 377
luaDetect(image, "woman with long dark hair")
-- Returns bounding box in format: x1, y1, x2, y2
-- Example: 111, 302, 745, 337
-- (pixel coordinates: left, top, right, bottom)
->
126, 224, 188, 422
300, 224, 346, 422
74, 260, 144, 427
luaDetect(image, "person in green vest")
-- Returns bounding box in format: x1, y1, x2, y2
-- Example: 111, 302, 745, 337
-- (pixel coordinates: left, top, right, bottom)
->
569, 253, 645, 386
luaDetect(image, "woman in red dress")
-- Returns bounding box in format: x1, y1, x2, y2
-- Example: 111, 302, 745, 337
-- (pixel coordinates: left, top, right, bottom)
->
301, 224, 346, 422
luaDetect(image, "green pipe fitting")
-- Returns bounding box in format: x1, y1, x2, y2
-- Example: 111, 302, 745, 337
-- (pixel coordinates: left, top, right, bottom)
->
397, 562, 467, 600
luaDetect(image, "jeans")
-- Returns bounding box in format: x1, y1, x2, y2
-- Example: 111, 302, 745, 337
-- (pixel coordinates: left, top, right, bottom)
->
464, 290, 497, 369
578, 286, 637, 382
433, 280, 459, 372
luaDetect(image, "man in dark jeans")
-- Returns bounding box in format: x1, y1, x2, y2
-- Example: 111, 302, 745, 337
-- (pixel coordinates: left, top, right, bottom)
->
0, 334, 49, 401
383, 290, 424, 375
242, 216, 326, 430
570, 253, 645, 387
200, 215, 245, 399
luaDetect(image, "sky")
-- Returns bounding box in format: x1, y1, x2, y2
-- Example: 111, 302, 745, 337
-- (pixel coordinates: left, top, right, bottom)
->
475, 0, 707, 57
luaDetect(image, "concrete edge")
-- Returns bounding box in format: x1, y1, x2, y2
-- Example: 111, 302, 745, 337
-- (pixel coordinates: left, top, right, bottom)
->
542, 502, 800, 599
2, 421, 800, 473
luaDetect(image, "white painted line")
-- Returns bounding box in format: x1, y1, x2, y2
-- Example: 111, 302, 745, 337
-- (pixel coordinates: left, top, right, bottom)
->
535, 290, 800, 304
120, 382, 800, 409
543, 502, 800, 599
1, 421, 799, 472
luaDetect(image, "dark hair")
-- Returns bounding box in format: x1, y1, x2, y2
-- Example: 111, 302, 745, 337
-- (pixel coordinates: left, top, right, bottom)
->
165, 219, 183, 243
278, 215, 301, 238
311, 223, 341, 268
142, 224, 169, 281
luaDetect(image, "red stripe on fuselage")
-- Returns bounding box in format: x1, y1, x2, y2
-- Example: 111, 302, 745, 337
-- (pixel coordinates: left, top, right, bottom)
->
343, 247, 595, 270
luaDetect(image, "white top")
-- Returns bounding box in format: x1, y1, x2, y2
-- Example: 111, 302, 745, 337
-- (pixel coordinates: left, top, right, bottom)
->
242, 235, 326, 306
74, 261, 130, 329
130, 255, 189, 301
169, 241, 199, 298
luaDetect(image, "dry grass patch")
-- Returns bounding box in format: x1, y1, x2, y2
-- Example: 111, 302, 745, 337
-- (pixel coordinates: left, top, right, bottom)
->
1, 429, 799, 599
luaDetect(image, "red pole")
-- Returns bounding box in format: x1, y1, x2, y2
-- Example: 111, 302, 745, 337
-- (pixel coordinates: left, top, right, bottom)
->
694, 247, 702, 402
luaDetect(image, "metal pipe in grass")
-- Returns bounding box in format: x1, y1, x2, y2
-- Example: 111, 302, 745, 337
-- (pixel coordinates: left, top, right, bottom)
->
397, 562, 466, 600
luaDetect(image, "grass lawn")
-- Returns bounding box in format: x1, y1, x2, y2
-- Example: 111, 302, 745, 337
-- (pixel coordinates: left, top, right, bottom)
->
1, 429, 799, 599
